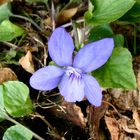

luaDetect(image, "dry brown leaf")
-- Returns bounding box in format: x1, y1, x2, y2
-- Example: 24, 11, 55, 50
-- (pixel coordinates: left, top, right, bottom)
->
46, 100, 86, 127
86, 100, 109, 140
119, 118, 140, 136
0, 0, 11, 5
50, 101, 87, 128
110, 89, 137, 110
0, 68, 17, 84
119, 134, 136, 140
44, 8, 78, 26
119, 118, 138, 140
60, 101, 87, 128
44, 7, 77, 26
23, 44, 38, 52
57, 7, 78, 25
133, 109, 140, 131
19, 51, 35, 74
137, 70, 140, 89
43, 17, 52, 27
105, 116, 120, 140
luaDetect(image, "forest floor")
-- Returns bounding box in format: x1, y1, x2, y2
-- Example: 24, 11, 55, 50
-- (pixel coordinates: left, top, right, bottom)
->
0, 0, 140, 140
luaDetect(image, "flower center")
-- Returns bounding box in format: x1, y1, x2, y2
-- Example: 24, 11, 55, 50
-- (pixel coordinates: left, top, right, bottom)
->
65, 66, 83, 78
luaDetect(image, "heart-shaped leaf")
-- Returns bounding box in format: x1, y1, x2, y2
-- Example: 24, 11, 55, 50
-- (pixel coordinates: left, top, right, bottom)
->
3, 124, 33, 140
0, 85, 6, 122
0, 3, 12, 23
0, 20, 25, 41
92, 47, 137, 89
85, 0, 135, 25
88, 24, 113, 41
3, 81, 33, 117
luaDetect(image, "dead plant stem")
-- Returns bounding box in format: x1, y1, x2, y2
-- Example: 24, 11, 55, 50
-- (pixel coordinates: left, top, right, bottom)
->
11, 14, 43, 32
34, 112, 62, 139
2, 41, 18, 49
0, 108, 45, 140
62, 18, 85, 28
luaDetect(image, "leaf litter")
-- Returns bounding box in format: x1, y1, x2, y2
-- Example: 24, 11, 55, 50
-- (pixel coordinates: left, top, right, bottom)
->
0, 0, 140, 140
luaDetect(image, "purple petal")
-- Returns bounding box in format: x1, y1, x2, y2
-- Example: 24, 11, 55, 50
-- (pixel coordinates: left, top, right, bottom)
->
48, 27, 74, 66
83, 74, 102, 106
30, 66, 64, 91
59, 74, 85, 102
73, 38, 114, 72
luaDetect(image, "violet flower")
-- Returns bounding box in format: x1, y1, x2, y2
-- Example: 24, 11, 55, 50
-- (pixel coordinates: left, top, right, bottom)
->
30, 27, 114, 106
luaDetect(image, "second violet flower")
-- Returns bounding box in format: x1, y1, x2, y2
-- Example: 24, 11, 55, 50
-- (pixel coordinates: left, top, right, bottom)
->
30, 27, 114, 107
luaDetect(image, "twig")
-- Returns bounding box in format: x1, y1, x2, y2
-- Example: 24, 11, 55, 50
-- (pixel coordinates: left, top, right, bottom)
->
2, 41, 18, 49
32, 112, 62, 139
11, 14, 43, 32
72, 21, 80, 50
32, 36, 48, 66
46, 99, 66, 113
34, 56, 44, 67
62, 18, 85, 28
0, 108, 44, 140
43, 45, 48, 66
51, 1, 56, 31
33, 37, 44, 47
103, 100, 130, 120
120, 118, 140, 136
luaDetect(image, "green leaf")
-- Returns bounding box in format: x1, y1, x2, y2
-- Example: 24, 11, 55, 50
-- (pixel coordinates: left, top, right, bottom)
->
0, 3, 12, 23
26, 0, 48, 3
85, 0, 135, 25
3, 81, 33, 117
0, 85, 6, 121
4, 49, 17, 61
136, 0, 140, 4
62, 0, 82, 10
0, 20, 25, 42
3, 124, 33, 140
120, 2, 140, 23
88, 24, 113, 41
114, 34, 124, 47
49, 61, 58, 66
0, 108, 7, 122
129, 4, 140, 17
92, 47, 137, 89
0, 86, 4, 109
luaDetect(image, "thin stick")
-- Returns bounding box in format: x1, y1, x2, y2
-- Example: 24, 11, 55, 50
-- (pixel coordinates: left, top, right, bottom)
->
62, 18, 85, 28
51, 1, 56, 31
2, 41, 18, 49
0, 108, 45, 140
103, 100, 130, 120
11, 14, 43, 32
32, 112, 62, 139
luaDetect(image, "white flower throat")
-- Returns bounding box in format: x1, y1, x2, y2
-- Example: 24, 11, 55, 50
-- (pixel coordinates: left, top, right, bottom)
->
65, 66, 83, 79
